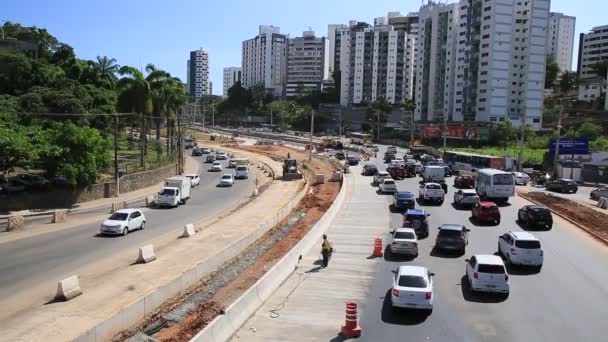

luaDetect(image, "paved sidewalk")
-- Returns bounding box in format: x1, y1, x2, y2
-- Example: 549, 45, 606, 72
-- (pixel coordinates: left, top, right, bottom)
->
0, 168, 303, 342
231, 167, 390, 342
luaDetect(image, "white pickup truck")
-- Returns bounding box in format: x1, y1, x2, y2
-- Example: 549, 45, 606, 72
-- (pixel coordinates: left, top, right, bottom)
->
418, 182, 445, 204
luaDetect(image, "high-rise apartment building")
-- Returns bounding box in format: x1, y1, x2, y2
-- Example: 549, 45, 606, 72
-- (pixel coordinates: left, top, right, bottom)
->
546, 13, 576, 72
241, 25, 288, 97
223, 67, 242, 97
415, 0, 549, 129
188, 49, 210, 99
577, 25, 608, 80
327, 24, 347, 76
339, 13, 418, 107
286, 31, 330, 97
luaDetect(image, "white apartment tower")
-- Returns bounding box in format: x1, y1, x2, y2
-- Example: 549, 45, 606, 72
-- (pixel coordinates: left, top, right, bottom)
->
327, 24, 348, 75
415, 0, 549, 130
188, 49, 210, 99
286, 31, 330, 97
340, 14, 419, 107
546, 13, 576, 72
577, 25, 608, 80
241, 25, 288, 97
223, 67, 242, 97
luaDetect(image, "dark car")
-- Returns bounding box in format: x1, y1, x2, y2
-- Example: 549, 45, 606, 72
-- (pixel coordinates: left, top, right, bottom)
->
362, 164, 378, 176
404, 164, 416, 178
454, 175, 475, 189
546, 179, 578, 194
435, 224, 470, 254
205, 155, 216, 163
335, 151, 346, 160
384, 152, 396, 163
393, 191, 415, 211
347, 155, 359, 166
402, 209, 430, 237
191, 147, 203, 156
387, 165, 405, 180
16, 174, 49, 190
444, 166, 453, 177
518, 205, 553, 229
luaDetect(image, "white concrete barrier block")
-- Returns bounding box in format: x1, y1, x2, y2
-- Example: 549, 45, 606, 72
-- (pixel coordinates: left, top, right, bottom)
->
136, 244, 157, 264
314, 174, 325, 185
181, 223, 196, 238
6, 215, 24, 231
52, 209, 68, 223
330, 171, 343, 182
145, 195, 155, 207
55, 275, 83, 301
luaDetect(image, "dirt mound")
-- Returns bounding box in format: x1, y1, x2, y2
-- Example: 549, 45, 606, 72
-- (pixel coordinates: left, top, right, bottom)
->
524, 192, 608, 242
156, 301, 224, 342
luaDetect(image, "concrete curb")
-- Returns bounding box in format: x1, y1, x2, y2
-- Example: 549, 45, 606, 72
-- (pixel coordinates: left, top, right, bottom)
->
73, 176, 309, 342
189, 175, 350, 342
518, 192, 608, 247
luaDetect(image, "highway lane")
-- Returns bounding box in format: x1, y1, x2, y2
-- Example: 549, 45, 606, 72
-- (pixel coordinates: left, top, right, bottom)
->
0, 154, 255, 311
356, 146, 608, 342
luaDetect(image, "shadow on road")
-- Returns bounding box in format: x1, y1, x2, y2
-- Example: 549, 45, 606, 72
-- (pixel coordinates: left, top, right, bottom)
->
415, 198, 444, 207
384, 246, 417, 262
459, 275, 508, 303
467, 217, 499, 227
430, 247, 464, 259
381, 290, 430, 325
505, 263, 542, 276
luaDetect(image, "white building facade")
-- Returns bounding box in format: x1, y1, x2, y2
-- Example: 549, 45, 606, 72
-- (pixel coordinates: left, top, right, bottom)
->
241, 25, 288, 97
286, 31, 330, 97
223, 67, 242, 97
188, 49, 210, 99
546, 13, 576, 72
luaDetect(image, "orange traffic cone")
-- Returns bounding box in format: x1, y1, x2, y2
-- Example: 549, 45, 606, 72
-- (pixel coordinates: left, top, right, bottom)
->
341, 302, 362, 338
373, 236, 383, 257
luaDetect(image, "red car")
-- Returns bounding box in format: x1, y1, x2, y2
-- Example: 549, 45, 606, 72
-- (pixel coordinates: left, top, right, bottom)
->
471, 202, 501, 225
387, 166, 405, 180
454, 176, 475, 189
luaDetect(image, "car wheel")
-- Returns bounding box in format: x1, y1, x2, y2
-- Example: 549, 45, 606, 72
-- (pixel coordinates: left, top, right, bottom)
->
122, 227, 129, 236
140, 221, 145, 230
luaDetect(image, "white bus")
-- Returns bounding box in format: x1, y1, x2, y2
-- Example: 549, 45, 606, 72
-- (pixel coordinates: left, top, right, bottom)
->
350, 132, 371, 145
476, 169, 515, 203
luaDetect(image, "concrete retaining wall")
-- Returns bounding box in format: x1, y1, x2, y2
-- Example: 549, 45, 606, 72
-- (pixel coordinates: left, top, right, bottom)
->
73, 177, 309, 342
190, 176, 349, 342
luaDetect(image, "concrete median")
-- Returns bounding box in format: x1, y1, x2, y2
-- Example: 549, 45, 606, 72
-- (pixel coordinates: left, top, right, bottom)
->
52, 209, 68, 224
190, 176, 348, 342
6, 215, 24, 231
136, 245, 157, 264
55, 275, 83, 301
181, 224, 196, 238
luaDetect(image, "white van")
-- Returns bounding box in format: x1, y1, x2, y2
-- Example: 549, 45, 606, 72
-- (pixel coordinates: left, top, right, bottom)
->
422, 166, 445, 182
235, 165, 249, 179
476, 169, 515, 203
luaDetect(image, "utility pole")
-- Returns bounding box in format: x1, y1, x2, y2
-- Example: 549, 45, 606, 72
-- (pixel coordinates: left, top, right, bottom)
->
553, 101, 563, 176
309, 109, 315, 161
177, 108, 183, 175
377, 111, 381, 143
442, 113, 447, 154
518, 110, 527, 172
140, 112, 145, 167
270, 106, 273, 128
202, 102, 206, 134
212, 101, 215, 128
114, 114, 120, 197
410, 109, 414, 145
338, 109, 342, 138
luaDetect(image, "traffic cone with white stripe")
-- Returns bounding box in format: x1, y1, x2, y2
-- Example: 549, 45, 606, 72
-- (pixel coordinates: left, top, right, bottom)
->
341, 302, 362, 338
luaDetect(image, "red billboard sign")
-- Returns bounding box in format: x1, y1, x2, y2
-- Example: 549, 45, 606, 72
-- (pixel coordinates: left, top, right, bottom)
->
422, 125, 485, 140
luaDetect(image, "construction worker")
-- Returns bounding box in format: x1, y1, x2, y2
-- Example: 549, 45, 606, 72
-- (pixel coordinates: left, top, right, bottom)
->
321, 234, 333, 268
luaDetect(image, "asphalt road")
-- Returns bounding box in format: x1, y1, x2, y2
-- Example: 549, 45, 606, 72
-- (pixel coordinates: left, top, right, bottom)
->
0, 154, 254, 307
356, 146, 608, 342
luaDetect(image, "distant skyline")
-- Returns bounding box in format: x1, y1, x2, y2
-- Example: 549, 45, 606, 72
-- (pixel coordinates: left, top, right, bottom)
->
3, 0, 605, 95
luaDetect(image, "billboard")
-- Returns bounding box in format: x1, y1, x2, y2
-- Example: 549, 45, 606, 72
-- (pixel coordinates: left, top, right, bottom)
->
549, 138, 590, 155
422, 125, 490, 141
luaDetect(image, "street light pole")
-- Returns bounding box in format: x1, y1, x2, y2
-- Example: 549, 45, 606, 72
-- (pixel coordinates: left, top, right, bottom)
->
309, 109, 315, 161
212, 101, 215, 128
410, 109, 414, 145
338, 109, 342, 138
553, 101, 563, 176
518, 109, 527, 172
114, 113, 120, 197
442, 113, 447, 154
377, 111, 380, 143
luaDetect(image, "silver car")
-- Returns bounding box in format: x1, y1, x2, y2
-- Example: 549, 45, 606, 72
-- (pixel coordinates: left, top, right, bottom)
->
512, 172, 530, 185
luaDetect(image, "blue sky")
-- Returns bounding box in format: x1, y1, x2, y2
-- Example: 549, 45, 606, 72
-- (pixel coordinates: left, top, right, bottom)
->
3, 0, 605, 95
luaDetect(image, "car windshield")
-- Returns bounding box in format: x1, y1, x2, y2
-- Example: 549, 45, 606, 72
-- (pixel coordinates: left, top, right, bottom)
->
482, 206, 498, 212
462, 192, 478, 197
383, 180, 395, 185
493, 174, 514, 185
515, 240, 541, 249
394, 232, 415, 239
160, 188, 176, 196
477, 264, 506, 274
109, 213, 128, 221
531, 208, 549, 216
236, 167, 247, 171
438, 229, 462, 237
406, 214, 426, 221
426, 184, 441, 190
398, 275, 427, 288
222, 175, 232, 180
397, 193, 413, 199
186, 175, 194, 179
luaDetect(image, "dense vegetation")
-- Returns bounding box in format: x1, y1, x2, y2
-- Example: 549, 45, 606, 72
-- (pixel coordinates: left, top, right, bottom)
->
0, 22, 187, 185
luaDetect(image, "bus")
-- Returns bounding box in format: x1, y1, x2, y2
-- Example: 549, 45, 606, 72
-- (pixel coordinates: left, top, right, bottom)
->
350, 132, 371, 145
476, 169, 515, 203
443, 151, 513, 172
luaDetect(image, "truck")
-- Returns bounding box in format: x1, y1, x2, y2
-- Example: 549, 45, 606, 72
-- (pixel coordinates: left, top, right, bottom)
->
422, 165, 446, 182
418, 182, 445, 204
157, 176, 192, 208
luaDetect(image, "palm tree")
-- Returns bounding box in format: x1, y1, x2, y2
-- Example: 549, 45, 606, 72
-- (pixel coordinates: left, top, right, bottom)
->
117, 66, 152, 167
558, 71, 576, 96
145, 64, 172, 141
94, 56, 119, 88
400, 98, 416, 145
367, 97, 392, 142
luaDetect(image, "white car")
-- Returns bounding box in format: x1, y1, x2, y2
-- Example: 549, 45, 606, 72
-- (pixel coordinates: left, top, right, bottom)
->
184, 174, 200, 187
373, 171, 390, 185
465, 254, 510, 296
201, 147, 211, 154
100, 209, 146, 236
235, 165, 249, 179
419, 183, 445, 203
219, 174, 234, 187
389, 228, 418, 256
498, 231, 544, 268
512, 172, 530, 185
379, 178, 397, 193
414, 162, 423, 174
391, 157, 405, 166
391, 265, 434, 312
387, 146, 398, 154
216, 152, 228, 160
210, 161, 223, 172
453, 189, 480, 208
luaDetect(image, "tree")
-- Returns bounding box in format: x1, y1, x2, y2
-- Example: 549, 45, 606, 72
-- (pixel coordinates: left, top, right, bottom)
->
400, 98, 416, 143
577, 122, 603, 141
490, 122, 517, 153
93, 56, 119, 89
558, 71, 576, 95
590, 61, 608, 80
0, 125, 34, 175
545, 55, 560, 89
367, 97, 392, 142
